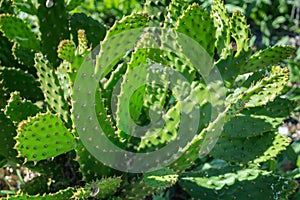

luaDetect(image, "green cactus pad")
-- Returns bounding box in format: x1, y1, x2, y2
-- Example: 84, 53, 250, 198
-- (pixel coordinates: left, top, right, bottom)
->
73, 177, 122, 199
223, 97, 295, 137
179, 167, 298, 199
210, 0, 231, 58
77, 29, 88, 55
7, 176, 122, 200
0, 111, 18, 160
0, 0, 14, 14
12, 42, 36, 66
106, 13, 149, 38
0, 80, 8, 109
14, 112, 76, 162
4, 92, 41, 124
75, 141, 117, 182
96, 13, 149, 77
0, 67, 44, 102
242, 45, 295, 73
13, 0, 38, 15
115, 50, 148, 137
244, 65, 289, 108
137, 102, 180, 151
175, 3, 216, 56
55, 62, 71, 101
143, 0, 168, 26
34, 53, 71, 125
57, 40, 76, 62
166, 0, 190, 27
0, 14, 40, 50
168, 115, 227, 172
0, 32, 21, 68
143, 168, 178, 188
210, 132, 291, 164
216, 50, 250, 86
120, 168, 178, 199
70, 13, 106, 48
229, 10, 250, 56
37, 0, 70, 67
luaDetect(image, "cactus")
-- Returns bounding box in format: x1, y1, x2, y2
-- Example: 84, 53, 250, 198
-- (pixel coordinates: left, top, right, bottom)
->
242, 45, 295, 73
179, 164, 297, 199
0, 0, 299, 199
210, 132, 291, 164
223, 97, 295, 137
4, 92, 41, 124
6, 176, 122, 200
0, 67, 44, 102
119, 168, 178, 199
210, 0, 231, 59
75, 141, 117, 182
14, 112, 76, 162
57, 40, 76, 63
0, 14, 39, 50
34, 53, 71, 125
229, 10, 250, 56
143, 0, 169, 26
70, 13, 106, 48
176, 3, 216, 57
0, 32, 22, 69
166, 0, 190, 27
0, 111, 18, 162
37, 0, 69, 67
0, 79, 8, 109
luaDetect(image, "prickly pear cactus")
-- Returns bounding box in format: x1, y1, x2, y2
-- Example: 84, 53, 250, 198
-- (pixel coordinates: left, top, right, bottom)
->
14, 112, 76, 162
0, 0, 299, 199
4, 92, 41, 124
179, 164, 297, 199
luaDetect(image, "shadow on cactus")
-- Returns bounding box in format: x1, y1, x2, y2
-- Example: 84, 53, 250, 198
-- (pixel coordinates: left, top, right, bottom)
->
0, 0, 299, 199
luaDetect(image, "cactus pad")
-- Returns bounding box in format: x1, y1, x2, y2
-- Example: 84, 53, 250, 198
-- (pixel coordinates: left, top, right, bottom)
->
0, 111, 18, 161
179, 167, 298, 199
14, 112, 76, 162
37, 0, 69, 67
176, 4, 216, 56
229, 11, 250, 55
0, 14, 39, 49
4, 92, 41, 124
57, 40, 76, 62
244, 65, 289, 108
210, 132, 291, 164
0, 67, 44, 102
120, 168, 178, 199
143, 0, 168, 26
210, 0, 230, 58
224, 97, 295, 137
75, 141, 117, 182
12, 42, 36, 66
34, 53, 71, 125
242, 45, 295, 73
73, 177, 122, 199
